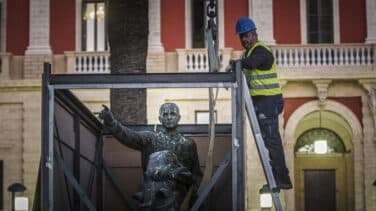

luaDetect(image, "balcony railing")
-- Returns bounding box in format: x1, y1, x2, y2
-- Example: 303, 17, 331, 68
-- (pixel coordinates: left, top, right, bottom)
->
272, 44, 374, 68
65, 51, 110, 74
176, 48, 233, 72
64, 44, 375, 74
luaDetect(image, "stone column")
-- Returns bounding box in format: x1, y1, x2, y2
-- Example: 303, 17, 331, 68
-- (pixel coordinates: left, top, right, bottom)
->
360, 94, 376, 211
359, 79, 376, 132
24, 0, 52, 78
352, 137, 365, 211
148, 0, 164, 53
147, 0, 165, 72
357, 79, 376, 210
365, 0, 376, 43
248, 0, 276, 45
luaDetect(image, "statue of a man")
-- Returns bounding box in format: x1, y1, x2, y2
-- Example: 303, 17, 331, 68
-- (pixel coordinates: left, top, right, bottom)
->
99, 103, 202, 209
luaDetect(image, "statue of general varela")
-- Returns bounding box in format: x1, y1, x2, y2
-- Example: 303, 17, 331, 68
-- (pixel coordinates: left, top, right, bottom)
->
99, 103, 202, 210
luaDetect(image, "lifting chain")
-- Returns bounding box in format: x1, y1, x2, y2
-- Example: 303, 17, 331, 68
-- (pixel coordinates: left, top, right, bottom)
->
206, 0, 218, 50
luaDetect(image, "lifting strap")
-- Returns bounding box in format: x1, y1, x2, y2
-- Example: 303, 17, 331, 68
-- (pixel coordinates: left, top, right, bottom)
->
197, 0, 220, 195
242, 75, 283, 211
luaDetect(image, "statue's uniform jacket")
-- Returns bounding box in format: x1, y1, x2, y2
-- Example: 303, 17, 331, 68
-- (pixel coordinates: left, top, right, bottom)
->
108, 121, 203, 188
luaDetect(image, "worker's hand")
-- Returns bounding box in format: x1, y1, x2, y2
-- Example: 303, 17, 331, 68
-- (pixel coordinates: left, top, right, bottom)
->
99, 105, 115, 127
225, 60, 236, 72
226, 59, 242, 72
225, 63, 233, 72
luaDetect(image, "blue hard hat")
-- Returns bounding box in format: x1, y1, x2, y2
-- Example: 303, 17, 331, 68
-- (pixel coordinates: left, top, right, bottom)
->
235, 17, 256, 34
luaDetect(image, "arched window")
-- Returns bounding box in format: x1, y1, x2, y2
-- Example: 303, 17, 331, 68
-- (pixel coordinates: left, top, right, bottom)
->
295, 128, 346, 154
82, 0, 107, 51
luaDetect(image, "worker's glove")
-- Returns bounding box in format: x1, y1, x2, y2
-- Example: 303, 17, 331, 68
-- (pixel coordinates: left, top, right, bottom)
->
225, 60, 236, 72
99, 105, 115, 127
226, 59, 243, 72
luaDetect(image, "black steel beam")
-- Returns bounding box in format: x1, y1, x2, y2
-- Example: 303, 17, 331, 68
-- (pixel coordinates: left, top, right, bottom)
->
55, 90, 102, 133
73, 115, 81, 210
190, 152, 231, 211
96, 133, 104, 211
103, 163, 137, 210
123, 124, 232, 136
44, 66, 242, 211
54, 146, 96, 211
41, 63, 52, 211
236, 60, 245, 211
49, 72, 235, 85
232, 61, 245, 211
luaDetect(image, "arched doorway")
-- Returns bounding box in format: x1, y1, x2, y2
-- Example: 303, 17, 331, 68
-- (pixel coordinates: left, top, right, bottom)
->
294, 110, 354, 211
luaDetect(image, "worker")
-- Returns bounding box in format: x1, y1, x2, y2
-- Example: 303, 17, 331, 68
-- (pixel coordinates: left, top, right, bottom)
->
235, 17, 292, 190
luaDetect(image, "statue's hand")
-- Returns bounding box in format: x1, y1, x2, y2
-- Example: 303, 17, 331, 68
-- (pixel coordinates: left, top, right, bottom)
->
172, 167, 192, 185
99, 105, 115, 127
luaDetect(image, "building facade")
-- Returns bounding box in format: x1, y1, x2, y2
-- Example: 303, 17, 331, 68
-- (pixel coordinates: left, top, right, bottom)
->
0, 0, 375, 210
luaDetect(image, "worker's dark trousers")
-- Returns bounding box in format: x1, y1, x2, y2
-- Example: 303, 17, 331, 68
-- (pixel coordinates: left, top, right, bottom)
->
252, 94, 291, 185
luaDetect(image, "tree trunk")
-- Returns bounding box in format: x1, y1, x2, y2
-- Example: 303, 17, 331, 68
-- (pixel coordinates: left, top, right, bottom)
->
108, 0, 148, 124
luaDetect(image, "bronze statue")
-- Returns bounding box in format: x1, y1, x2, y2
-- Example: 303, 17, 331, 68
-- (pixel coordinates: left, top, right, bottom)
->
99, 103, 202, 210
138, 150, 192, 210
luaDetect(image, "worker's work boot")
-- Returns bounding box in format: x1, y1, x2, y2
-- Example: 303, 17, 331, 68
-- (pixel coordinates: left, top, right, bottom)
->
277, 174, 293, 190
262, 184, 280, 193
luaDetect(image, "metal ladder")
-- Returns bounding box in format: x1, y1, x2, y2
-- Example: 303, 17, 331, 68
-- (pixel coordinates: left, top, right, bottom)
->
242, 75, 283, 211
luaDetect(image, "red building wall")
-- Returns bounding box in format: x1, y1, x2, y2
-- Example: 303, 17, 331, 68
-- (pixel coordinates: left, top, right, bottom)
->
224, 0, 248, 50
284, 97, 315, 124
328, 97, 362, 125
6, 0, 29, 55
340, 0, 366, 43
273, 0, 301, 44
161, 0, 185, 52
284, 97, 362, 129
50, 0, 76, 54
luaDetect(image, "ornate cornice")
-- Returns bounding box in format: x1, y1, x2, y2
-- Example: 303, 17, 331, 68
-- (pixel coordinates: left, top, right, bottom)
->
312, 80, 332, 107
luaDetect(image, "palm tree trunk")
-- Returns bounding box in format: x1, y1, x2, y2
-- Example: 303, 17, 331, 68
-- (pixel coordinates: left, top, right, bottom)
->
108, 0, 148, 124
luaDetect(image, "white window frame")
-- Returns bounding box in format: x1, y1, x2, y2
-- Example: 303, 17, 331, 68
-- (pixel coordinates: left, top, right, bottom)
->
300, 0, 340, 44
76, 0, 107, 51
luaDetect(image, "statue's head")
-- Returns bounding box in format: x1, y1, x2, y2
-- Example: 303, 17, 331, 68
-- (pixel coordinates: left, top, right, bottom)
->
159, 103, 181, 129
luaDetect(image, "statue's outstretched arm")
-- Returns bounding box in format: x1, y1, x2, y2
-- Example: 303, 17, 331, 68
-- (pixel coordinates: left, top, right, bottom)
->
99, 105, 144, 150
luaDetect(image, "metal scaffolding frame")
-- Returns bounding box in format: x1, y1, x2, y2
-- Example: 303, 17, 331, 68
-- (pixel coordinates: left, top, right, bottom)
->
41, 61, 246, 211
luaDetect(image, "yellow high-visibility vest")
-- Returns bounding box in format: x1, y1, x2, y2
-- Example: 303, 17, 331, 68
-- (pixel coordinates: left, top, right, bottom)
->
243, 41, 282, 96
